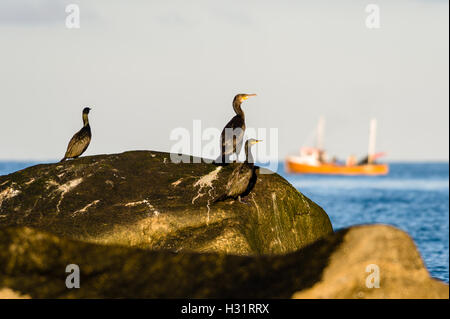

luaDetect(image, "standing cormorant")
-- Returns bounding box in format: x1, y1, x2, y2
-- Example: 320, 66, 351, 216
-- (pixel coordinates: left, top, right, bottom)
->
60, 107, 92, 162
218, 93, 256, 164
219, 138, 261, 201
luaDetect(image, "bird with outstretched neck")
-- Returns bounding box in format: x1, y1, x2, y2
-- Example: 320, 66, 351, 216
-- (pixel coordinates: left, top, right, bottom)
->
217, 138, 262, 202
60, 107, 92, 162
217, 93, 257, 165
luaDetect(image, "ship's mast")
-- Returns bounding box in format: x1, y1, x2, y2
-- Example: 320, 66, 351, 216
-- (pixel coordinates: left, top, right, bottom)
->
368, 118, 377, 164
317, 116, 325, 150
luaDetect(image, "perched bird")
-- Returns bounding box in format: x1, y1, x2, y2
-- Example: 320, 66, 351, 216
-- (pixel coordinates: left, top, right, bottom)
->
60, 107, 92, 162
219, 138, 262, 202
218, 93, 257, 164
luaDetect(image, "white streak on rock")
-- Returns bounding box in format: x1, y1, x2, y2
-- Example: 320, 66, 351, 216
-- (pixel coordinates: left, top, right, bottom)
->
56, 178, 83, 213
192, 167, 222, 204
0, 180, 10, 187
192, 166, 222, 225
300, 193, 311, 214
0, 187, 21, 208
251, 193, 261, 222
72, 200, 100, 217
271, 193, 283, 248
171, 178, 183, 187
57, 178, 83, 194
125, 200, 153, 208
125, 199, 159, 216
24, 178, 35, 185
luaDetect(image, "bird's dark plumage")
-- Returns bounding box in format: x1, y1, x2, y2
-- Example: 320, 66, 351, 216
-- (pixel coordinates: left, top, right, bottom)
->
220, 139, 261, 200
60, 107, 92, 162
218, 93, 256, 164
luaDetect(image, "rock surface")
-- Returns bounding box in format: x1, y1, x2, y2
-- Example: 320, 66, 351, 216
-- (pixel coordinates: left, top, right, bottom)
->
292, 225, 449, 299
0, 225, 447, 299
0, 151, 332, 255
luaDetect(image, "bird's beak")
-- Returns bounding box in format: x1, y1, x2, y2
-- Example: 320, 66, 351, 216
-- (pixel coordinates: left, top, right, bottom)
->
243, 94, 257, 100
253, 139, 262, 145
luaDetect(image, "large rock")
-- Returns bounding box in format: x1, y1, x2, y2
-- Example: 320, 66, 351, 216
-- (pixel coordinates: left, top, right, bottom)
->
292, 225, 449, 299
0, 151, 332, 255
0, 225, 447, 298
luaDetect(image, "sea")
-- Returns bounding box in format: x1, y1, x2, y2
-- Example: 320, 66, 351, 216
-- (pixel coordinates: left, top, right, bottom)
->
279, 162, 449, 284
1, 161, 449, 283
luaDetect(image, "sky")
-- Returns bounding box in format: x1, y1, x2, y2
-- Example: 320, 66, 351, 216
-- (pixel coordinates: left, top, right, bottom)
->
0, 0, 448, 162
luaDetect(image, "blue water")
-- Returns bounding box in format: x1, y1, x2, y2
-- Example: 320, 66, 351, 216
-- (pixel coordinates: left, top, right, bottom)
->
0, 162, 41, 176
1, 161, 449, 283
278, 162, 449, 283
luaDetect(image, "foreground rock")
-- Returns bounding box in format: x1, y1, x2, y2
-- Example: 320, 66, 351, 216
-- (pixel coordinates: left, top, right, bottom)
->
0, 151, 332, 255
292, 225, 449, 299
0, 225, 447, 298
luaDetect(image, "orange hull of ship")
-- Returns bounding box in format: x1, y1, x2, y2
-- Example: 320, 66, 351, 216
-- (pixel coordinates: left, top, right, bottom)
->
285, 161, 389, 176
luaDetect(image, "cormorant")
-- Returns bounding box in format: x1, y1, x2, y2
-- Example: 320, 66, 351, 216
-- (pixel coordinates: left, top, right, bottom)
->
218, 93, 256, 164
60, 107, 92, 162
220, 138, 261, 201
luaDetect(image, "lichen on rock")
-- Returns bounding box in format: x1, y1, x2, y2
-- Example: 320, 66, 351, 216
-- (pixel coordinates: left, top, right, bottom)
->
0, 150, 332, 255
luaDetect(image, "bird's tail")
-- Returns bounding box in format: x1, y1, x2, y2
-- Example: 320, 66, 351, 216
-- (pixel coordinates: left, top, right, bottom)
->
213, 193, 227, 203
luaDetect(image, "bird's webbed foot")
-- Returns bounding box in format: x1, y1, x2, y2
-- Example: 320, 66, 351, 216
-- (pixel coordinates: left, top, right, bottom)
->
237, 195, 251, 205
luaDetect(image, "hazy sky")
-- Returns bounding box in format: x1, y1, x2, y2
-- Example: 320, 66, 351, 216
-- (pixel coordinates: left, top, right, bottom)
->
0, 0, 448, 161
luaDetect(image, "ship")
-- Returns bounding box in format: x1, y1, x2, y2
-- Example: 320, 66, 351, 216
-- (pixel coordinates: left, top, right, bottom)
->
285, 117, 389, 176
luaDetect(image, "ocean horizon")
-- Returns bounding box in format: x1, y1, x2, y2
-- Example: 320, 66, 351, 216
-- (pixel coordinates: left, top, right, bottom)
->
1, 160, 449, 283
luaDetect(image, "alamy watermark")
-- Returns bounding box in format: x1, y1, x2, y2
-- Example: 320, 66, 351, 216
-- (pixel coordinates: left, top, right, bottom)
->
169, 120, 278, 173
65, 4, 80, 29
365, 264, 380, 288
365, 4, 381, 29
65, 264, 80, 289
